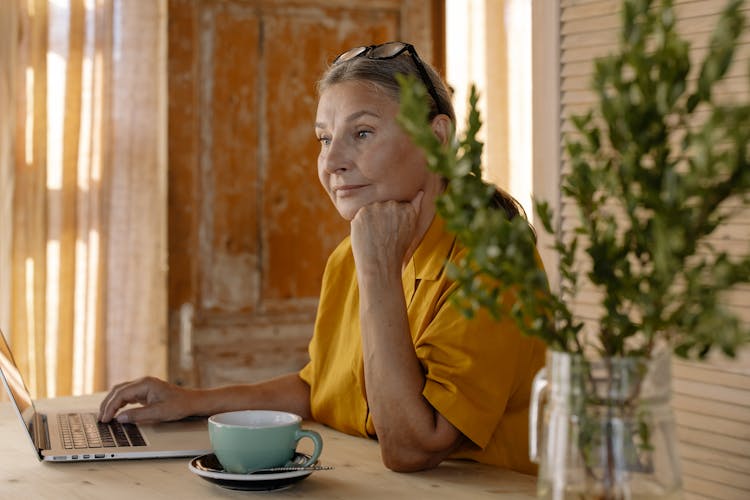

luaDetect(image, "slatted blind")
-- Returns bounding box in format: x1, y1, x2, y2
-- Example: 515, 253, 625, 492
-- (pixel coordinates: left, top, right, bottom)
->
559, 1, 750, 499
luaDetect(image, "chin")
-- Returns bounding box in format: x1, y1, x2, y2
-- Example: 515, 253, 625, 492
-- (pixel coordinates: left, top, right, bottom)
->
334, 202, 361, 222
337, 209, 357, 221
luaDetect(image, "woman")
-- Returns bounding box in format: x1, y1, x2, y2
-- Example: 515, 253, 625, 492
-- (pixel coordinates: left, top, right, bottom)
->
99, 42, 545, 474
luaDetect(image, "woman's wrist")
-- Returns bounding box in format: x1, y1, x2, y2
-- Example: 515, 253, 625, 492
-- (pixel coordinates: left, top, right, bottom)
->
182, 386, 222, 416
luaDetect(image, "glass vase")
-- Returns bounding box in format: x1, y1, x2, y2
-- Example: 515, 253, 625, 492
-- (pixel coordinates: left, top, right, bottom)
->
529, 350, 683, 500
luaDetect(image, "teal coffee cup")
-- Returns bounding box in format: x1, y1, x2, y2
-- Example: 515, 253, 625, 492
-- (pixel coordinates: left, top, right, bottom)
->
208, 410, 323, 474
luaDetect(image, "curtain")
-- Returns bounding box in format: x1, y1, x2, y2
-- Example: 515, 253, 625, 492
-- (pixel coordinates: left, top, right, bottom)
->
0, 3, 18, 345
0, 0, 167, 399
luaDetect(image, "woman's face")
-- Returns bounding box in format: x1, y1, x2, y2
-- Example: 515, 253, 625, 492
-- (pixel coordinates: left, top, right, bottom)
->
315, 80, 437, 221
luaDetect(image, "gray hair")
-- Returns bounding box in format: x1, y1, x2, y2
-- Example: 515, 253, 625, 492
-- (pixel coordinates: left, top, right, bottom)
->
317, 46, 528, 224
316, 50, 456, 124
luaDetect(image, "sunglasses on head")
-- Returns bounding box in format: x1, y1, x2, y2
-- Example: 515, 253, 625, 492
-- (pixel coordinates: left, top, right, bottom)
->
332, 41, 448, 117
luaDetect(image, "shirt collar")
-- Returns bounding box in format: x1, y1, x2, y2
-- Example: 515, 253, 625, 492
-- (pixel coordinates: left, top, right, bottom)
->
406, 213, 456, 282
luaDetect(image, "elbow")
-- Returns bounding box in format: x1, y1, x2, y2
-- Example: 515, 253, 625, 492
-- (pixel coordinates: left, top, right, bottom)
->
374, 414, 463, 472
381, 452, 440, 473
379, 442, 445, 473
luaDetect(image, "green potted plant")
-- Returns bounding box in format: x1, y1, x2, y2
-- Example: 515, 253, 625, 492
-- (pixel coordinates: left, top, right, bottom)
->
398, 0, 750, 498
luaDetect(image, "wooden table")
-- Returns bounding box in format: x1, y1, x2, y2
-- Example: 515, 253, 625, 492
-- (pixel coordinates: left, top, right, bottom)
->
0, 394, 537, 499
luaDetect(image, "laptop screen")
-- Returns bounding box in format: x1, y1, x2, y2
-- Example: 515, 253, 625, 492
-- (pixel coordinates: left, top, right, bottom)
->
0, 329, 37, 434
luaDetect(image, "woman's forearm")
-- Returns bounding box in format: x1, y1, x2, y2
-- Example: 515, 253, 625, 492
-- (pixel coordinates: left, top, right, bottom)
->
358, 272, 461, 471
192, 372, 312, 419
99, 372, 311, 423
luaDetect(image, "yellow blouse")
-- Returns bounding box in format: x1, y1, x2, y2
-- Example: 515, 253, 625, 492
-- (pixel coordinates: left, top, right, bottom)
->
299, 214, 546, 474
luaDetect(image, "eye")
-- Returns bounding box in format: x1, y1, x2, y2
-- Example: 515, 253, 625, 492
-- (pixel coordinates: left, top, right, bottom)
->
355, 129, 372, 140
317, 135, 331, 146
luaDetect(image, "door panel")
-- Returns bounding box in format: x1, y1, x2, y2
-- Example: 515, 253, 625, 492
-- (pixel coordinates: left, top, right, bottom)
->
262, 8, 398, 304
168, 0, 440, 388
203, 10, 261, 313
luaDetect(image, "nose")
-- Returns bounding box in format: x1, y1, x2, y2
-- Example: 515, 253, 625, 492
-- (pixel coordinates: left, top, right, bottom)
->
320, 138, 350, 175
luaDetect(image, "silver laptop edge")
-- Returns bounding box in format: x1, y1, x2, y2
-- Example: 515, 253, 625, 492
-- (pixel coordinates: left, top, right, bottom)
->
0, 328, 211, 462
0, 352, 42, 460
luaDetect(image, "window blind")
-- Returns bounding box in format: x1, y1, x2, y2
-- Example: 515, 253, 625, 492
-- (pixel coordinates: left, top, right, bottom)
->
559, 1, 750, 498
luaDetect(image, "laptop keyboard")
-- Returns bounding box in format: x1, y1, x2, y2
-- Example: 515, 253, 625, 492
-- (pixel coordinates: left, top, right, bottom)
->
57, 412, 146, 449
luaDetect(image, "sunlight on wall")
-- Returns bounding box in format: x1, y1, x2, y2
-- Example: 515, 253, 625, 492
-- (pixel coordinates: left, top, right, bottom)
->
445, 0, 533, 217
445, 0, 487, 140
506, 0, 532, 217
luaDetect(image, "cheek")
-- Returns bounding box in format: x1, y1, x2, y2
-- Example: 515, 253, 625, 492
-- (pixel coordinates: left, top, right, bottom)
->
317, 156, 328, 187
362, 144, 407, 179
317, 158, 337, 205
375, 144, 426, 185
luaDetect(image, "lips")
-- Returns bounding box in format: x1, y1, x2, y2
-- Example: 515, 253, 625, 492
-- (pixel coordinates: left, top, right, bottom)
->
333, 184, 367, 197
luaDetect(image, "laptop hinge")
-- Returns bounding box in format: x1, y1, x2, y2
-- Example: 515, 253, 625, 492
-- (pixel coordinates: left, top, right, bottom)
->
30, 412, 50, 451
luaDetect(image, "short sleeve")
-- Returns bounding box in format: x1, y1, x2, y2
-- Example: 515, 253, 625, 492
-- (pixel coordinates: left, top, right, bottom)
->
415, 285, 527, 449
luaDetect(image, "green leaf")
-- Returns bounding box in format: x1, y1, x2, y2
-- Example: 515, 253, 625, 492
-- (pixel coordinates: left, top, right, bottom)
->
396, 0, 750, 362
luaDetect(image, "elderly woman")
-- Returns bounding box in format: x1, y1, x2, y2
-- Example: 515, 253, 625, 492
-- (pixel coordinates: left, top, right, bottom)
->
99, 42, 545, 475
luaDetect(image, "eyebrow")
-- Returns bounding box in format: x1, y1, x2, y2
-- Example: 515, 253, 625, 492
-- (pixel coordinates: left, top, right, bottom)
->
315, 109, 382, 130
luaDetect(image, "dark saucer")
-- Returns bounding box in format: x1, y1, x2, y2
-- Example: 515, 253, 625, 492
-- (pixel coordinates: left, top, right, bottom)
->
188, 452, 316, 492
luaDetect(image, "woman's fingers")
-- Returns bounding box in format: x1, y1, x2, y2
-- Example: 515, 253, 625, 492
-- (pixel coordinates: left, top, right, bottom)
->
351, 201, 415, 274
98, 376, 167, 423
410, 190, 424, 215
114, 401, 171, 424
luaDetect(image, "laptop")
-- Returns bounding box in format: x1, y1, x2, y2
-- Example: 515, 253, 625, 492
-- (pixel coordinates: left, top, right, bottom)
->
0, 328, 212, 462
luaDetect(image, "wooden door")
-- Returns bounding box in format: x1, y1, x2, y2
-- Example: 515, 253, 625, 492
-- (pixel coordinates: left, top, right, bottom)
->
167, 0, 444, 388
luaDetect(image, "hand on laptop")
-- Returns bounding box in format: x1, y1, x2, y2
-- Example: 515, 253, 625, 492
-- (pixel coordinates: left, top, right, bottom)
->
98, 376, 200, 423
99, 373, 312, 425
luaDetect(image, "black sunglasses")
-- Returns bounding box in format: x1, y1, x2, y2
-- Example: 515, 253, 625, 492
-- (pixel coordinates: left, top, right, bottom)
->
332, 41, 448, 117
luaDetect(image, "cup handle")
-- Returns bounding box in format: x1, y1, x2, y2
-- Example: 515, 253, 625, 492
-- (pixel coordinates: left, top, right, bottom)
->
528, 366, 548, 464
294, 428, 323, 466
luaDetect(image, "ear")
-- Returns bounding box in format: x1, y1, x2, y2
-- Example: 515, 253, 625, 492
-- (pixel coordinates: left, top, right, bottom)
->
430, 114, 453, 146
